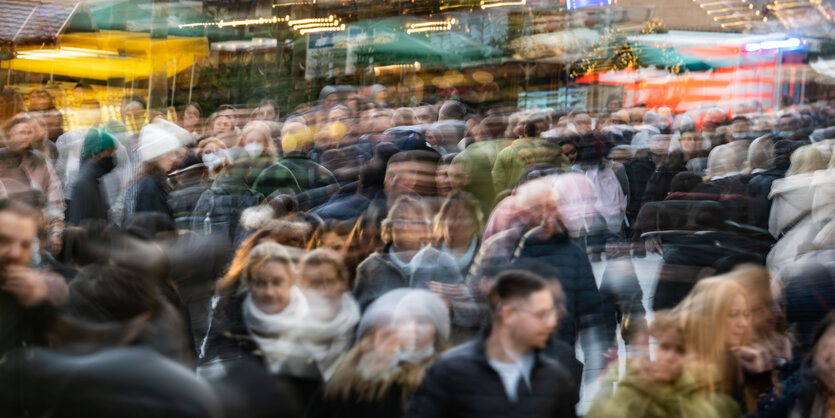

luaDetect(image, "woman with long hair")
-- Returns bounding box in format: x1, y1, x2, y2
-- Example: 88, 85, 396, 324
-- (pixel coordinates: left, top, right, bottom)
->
311, 288, 450, 418
673, 276, 777, 414
431, 191, 483, 277
353, 195, 462, 311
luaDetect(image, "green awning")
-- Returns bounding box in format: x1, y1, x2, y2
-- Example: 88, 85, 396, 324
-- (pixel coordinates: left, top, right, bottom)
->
348, 17, 502, 69
78, 0, 221, 38
631, 42, 715, 72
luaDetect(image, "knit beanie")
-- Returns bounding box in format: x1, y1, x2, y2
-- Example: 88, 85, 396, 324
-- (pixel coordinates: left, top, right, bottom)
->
81, 128, 118, 159
357, 288, 450, 341
138, 119, 188, 162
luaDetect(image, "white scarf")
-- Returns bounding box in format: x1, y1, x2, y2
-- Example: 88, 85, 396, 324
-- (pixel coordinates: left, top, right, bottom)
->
244, 286, 311, 375
299, 291, 361, 380
245, 287, 360, 380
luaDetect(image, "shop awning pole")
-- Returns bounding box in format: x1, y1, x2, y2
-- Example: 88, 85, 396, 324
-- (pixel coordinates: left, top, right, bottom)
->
171, 56, 177, 108
187, 55, 195, 104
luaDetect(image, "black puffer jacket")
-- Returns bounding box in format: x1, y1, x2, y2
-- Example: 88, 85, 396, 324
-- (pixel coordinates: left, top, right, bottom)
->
67, 159, 112, 225
745, 168, 786, 229
169, 176, 212, 231
405, 337, 578, 418
129, 174, 174, 222
191, 173, 263, 247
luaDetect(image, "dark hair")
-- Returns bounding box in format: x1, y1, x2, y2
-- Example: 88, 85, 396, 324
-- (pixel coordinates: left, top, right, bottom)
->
267, 193, 298, 218
0, 89, 26, 122
575, 134, 607, 169
258, 98, 278, 110
28, 89, 56, 111
524, 119, 541, 138
439, 100, 467, 120
557, 134, 581, 148
792, 311, 835, 417
56, 262, 188, 359
359, 158, 386, 189
184, 101, 200, 113
0, 199, 36, 219
122, 212, 177, 241
488, 270, 548, 314
669, 171, 703, 194
809, 311, 835, 365
387, 149, 440, 166
68, 264, 161, 323
372, 142, 400, 163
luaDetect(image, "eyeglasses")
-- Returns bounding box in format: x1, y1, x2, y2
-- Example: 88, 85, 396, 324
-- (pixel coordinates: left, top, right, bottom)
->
514, 306, 559, 322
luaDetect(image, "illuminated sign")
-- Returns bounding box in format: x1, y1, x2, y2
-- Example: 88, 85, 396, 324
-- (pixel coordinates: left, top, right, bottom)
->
566, 0, 612, 10
744, 37, 803, 53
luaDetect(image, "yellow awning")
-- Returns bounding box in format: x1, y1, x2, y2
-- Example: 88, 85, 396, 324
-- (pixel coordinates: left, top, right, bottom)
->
1, 30, 209, 81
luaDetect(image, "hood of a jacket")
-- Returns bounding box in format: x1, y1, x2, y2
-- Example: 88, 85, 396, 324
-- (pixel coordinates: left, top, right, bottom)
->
769, 174, 816, 235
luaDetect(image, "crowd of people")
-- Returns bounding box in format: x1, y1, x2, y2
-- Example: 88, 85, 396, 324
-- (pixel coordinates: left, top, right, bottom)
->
1, 84, 835, 418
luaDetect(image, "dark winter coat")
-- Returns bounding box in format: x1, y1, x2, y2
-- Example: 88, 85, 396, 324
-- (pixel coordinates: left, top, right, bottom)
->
353, 245, 463, 311
191, 172, 263, 246
199, 291, 320, 418
745, 168, 786, 229
624, 155, 656, 226
129, 174, 174, 222
169, 176, 212, 231
66, 159, 111, 225
0, 347, 223, 418
783, 249, 835, 360
512, 227, 616, 349
405, 337, 578, 418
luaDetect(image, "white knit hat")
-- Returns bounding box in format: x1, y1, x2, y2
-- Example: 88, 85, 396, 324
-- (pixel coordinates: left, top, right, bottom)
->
138, 119, 189, 162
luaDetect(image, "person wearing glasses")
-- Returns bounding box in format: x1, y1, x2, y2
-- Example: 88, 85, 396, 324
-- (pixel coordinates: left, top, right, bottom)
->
353, 195, 463, 312
406, 270, 578, 418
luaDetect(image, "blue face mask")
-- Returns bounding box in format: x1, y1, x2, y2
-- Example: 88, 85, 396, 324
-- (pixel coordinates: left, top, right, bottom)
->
774, 130, 794, 138
732, 132, 757, 140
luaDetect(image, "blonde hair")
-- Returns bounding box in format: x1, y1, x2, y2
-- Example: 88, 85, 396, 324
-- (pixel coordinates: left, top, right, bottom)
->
505, 112, 525, 138
380, 195, 430, 245
299, 248, 349, 285
743, 136, 774, 173
725, 264, 776, 336
787, 145, 826, 176
432, 191, 483, 246
704, 144, 743, 181
197, 137, 227, 154
392, 107, 416, 127
242, 242, 295, 287
236, 120, 276, 155
672, 277, 749, 393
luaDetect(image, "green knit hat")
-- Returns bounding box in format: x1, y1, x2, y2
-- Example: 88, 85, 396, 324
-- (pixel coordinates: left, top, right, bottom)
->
81, 128, 117, 159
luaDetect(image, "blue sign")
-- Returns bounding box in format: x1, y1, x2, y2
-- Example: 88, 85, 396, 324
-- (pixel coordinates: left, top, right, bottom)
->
566, 0, 612, 10
309, 32, 337, 49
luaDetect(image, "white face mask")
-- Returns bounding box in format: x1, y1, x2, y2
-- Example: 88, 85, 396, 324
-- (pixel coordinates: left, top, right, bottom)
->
244, 142, 264, 158
357, 351, 399, 381
398, 345, 435, 364
201, 152, 225, 170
